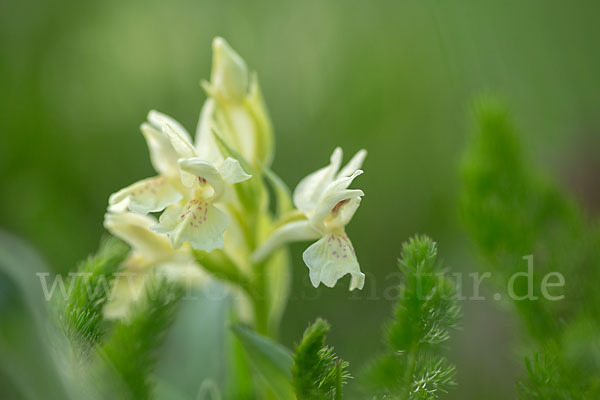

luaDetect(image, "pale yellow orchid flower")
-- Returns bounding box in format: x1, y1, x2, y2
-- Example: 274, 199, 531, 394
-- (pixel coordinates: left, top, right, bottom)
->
108, 110, 251, 252
152, 156, 251, 251
253, 148, 366, 290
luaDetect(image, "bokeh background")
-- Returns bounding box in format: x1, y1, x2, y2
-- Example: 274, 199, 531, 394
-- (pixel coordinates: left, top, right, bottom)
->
1, 0, 599, 398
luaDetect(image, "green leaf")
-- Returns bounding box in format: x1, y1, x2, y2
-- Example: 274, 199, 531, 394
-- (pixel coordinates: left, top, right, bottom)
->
232, 324, 295, 400
227, 323, 255, 399
154, 283, 231, 399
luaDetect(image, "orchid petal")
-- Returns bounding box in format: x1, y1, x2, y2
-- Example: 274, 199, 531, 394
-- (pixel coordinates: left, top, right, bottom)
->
195, 98, 224, 164
148, 110, 193, 148
158, 121, 196, 160
336, 196, 362, 226
104, 212, 173, 261
152, 201, 229, 251
302, 234, 365, 290
218, 157, 251, 184
337, 149, 367, 179
293, 147, 342, 213
310, 170, 364, 225
178, 158, 225, 199
140, 122, 180, 177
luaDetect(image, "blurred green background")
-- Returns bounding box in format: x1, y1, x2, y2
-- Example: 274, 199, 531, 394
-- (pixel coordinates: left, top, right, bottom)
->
1, 0, 599, 398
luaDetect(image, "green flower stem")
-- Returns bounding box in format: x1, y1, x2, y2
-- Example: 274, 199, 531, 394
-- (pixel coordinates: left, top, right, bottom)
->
212, 120, 284, 340
251, 260, 270, 337
208, 200, 274, 338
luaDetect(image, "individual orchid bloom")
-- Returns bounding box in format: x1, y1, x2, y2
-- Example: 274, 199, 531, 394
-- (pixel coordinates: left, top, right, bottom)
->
196, 37, 274, 168
103, 211, 204, 319
150, 146, 252, 251
108, 109, 251, 252
151, 156, 251, 251
253, 147, 366, 290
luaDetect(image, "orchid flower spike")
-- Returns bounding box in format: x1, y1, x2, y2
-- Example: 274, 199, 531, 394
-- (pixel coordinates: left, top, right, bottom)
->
253, 147, 366, 290
108, 110, 251, 252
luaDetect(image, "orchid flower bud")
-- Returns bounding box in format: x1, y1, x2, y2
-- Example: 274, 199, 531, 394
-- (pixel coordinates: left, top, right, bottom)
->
210, 37, 249, 104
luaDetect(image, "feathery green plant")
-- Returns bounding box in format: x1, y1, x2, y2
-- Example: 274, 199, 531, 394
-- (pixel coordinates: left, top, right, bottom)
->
100, 277, 182, 399
363, 236, 460, 400
58, 236, 129, 347
292, 318, 350, 400
49, 235, 183, 400
461, 99, 600, 398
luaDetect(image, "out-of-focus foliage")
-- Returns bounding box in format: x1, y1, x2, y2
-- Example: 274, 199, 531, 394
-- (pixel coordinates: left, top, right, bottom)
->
99, 278, 182, 399
58, 236, 129, 346
0, 234, 186, 400
232, 324, 295, 400
0, 232, 71, 400
363, 236, 461, 399
461, 100, 600, 398
292, 318, 350, 400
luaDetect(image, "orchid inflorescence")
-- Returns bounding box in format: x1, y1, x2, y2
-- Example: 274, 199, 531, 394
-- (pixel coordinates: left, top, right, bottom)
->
104, 37, 366, 328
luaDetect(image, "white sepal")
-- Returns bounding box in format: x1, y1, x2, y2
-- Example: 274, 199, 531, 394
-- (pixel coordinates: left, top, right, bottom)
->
108, 176, 182, 214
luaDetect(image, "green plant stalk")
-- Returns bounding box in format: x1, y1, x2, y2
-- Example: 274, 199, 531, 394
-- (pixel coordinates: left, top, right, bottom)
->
402, 349, 417, 400
334, 360, 343, 400
212, 123, 287, 340
252, 260, 271, 337
243, 177, 278, 338
246, 204, 271, 337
